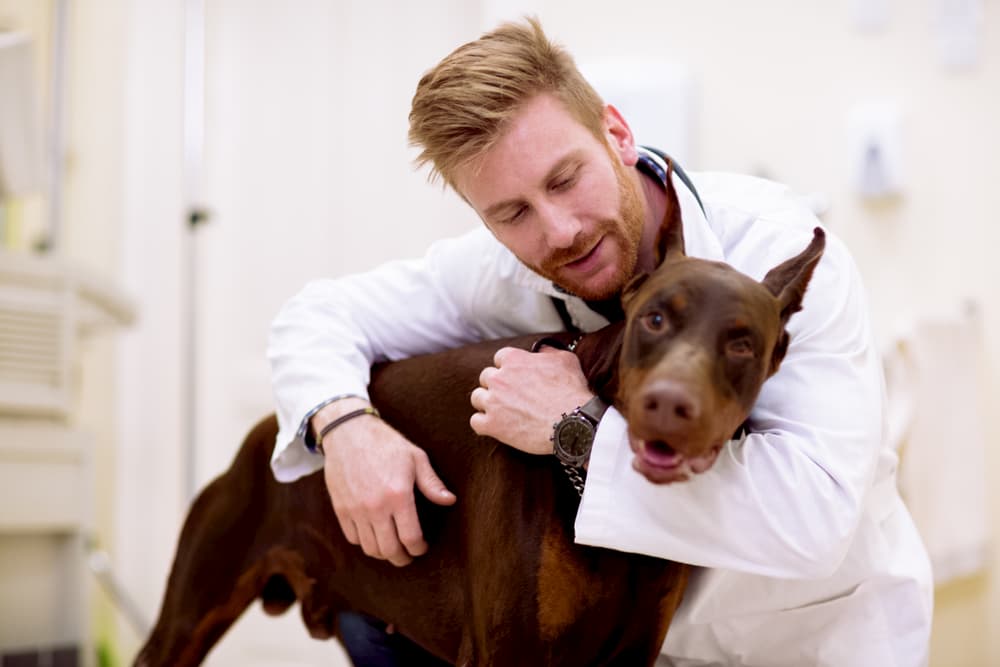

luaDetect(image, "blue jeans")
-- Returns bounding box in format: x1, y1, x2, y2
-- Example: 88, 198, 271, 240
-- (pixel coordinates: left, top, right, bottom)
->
337, 612, 453, 666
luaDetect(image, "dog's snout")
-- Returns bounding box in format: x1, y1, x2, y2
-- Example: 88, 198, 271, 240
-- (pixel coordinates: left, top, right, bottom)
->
640, 380, 700, 423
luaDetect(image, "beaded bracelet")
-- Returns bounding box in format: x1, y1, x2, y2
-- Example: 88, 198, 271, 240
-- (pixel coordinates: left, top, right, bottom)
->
316, 406, 381, 455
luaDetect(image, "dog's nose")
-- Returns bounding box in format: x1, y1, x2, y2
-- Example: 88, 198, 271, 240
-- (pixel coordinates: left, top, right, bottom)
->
640, 380, 701, 425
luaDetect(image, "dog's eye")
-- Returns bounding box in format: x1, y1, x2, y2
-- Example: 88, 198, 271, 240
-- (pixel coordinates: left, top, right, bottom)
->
726, 337, 754, 357
642, 311, 668, 332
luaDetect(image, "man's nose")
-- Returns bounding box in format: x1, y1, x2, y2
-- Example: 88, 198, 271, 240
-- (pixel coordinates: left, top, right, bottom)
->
537, 203, 580, 249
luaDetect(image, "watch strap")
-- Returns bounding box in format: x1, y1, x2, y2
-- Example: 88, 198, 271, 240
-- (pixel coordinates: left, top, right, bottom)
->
560, 460, 587, 497
577, 395, 609, 425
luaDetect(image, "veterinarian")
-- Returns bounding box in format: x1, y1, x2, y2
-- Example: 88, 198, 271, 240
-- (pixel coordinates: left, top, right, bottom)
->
268, 18, 932, 667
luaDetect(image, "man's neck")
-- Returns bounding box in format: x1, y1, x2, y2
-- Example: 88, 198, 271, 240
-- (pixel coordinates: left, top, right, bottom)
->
635, 168, 668, 274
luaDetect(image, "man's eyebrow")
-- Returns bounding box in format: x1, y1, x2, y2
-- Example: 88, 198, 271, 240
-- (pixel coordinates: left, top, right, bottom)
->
482, 152, 584, 220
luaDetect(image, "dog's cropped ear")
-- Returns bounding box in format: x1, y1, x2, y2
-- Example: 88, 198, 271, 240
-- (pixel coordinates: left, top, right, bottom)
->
653, 160, 685, 266
761, 227, 826, 324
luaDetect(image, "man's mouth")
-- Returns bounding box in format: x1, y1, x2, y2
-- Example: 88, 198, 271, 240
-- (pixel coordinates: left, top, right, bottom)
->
563, 237, 603, 272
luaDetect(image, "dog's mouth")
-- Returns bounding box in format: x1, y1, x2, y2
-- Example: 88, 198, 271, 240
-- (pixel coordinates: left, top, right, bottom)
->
631, 437, 723, 484
640, 439, 685, 468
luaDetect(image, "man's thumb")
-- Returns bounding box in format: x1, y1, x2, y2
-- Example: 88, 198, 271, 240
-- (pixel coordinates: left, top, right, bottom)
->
414, 454, 456, 505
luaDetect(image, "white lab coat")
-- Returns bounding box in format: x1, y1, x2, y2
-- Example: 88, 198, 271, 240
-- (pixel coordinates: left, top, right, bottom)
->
268, 150, 933, 666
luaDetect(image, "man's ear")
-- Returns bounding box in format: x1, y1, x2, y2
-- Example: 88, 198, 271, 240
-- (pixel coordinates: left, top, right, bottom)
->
653, 160, 685, 266
761, 227, 827, 323
604, 104, 638, 166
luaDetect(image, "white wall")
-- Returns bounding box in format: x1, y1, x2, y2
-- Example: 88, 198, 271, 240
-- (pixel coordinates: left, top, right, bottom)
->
114, 0, 187, 657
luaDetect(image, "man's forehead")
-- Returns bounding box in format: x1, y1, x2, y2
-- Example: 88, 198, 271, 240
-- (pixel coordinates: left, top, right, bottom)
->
455, 94, 603, 204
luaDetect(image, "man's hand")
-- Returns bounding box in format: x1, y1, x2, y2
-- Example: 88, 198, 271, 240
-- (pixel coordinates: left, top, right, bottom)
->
470, 346, 593, 454
315, 398, 456, 567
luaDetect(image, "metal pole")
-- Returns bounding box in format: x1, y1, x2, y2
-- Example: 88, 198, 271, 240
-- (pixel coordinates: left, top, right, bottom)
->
86, 540, 150, 638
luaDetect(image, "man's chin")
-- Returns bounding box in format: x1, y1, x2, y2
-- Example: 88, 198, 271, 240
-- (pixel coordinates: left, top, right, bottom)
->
551, 279, 615, 301
576, 284, 620, 302
554, 271, 626, 301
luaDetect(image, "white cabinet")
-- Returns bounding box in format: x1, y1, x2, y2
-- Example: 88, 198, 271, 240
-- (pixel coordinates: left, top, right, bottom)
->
0, 250, 132, 667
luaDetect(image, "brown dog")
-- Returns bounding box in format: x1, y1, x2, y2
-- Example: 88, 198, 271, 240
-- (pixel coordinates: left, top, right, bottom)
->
135, 170, 825, 666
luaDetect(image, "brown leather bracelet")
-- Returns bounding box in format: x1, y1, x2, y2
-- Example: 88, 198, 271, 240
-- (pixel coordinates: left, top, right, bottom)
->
316, 406, 380, 455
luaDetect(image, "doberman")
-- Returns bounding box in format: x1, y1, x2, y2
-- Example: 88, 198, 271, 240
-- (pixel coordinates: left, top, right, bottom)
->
135, 167, 825, 666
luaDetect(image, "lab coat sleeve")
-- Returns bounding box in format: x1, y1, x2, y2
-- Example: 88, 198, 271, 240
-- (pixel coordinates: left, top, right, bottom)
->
575, 230, 884, 579
267, 228, 495, 482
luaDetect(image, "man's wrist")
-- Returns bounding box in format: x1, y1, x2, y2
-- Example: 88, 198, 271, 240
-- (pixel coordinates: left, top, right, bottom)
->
310, 397, 373, 449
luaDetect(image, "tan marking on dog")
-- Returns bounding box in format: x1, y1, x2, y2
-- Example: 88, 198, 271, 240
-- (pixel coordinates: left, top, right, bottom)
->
670, 292, 688, 313
536, 521, 603, 640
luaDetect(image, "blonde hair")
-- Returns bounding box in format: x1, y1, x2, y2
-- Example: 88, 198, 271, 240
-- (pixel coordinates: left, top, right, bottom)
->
408, 17, 605, 190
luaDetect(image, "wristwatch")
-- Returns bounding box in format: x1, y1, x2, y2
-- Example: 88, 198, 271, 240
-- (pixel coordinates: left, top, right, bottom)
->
552, 395, 609, 467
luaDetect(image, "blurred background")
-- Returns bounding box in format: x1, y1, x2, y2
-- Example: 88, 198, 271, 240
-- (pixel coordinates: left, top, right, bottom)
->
0, 1, 996, 665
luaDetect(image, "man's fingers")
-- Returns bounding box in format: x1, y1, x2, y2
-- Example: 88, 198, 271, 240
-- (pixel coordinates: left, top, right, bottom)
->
470, 386, 488, 412
333, 507, 360, 546
478, 365, 498, 387
373, 518, 413, 567
394, 505, 428, 558
413, 451, 456, 506
470, 411, 487, 435
356, 522, 383, 560
493, 346, 518, 366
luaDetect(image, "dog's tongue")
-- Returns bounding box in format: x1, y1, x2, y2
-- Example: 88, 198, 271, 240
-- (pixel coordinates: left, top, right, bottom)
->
640, 440, 684, 469
639, 440, 723, 474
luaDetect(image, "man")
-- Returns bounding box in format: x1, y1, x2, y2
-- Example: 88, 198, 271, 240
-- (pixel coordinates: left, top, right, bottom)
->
268, 18, 933, 667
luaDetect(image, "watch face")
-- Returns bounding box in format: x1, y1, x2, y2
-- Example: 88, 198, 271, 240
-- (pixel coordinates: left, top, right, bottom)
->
556, 417, 594, 458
